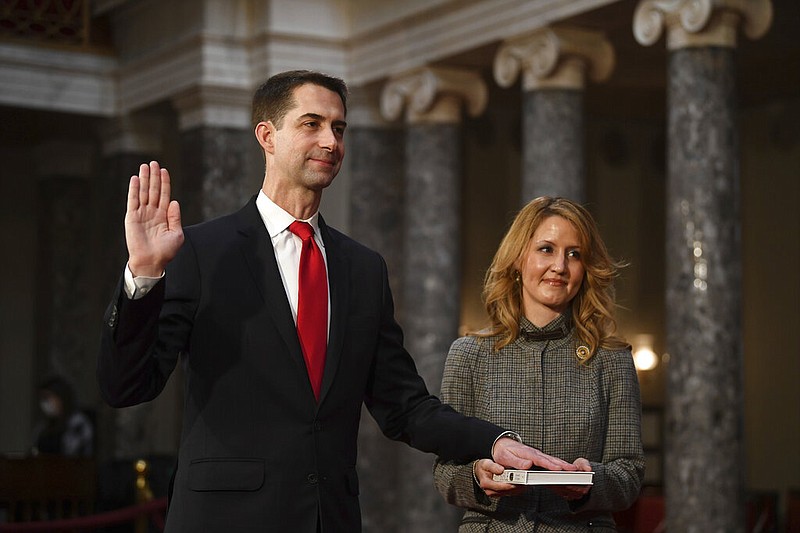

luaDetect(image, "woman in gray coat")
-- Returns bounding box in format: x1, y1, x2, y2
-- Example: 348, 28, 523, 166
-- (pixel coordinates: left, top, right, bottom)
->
434, 197, 645, 532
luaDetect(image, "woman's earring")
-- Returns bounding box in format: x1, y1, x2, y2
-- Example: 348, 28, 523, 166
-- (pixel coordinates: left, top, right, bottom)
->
513, 270, 521, 284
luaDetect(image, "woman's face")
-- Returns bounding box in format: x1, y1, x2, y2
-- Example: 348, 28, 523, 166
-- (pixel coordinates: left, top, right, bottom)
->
518, 215, 585, 326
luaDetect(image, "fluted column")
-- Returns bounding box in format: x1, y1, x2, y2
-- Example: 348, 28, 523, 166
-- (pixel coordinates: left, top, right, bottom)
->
172, 86, 258, 224
494, 26, 614, 204
634, 1, 772, 531
348, 86, 405, 533
381, 66, 487, 532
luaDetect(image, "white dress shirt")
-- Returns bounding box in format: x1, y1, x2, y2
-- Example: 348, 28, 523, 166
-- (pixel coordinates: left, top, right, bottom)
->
124, 191, 330, 334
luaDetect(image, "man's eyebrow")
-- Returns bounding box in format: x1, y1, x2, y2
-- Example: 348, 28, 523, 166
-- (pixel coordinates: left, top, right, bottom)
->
296, 113, 347, 128
298, 113, 324, 121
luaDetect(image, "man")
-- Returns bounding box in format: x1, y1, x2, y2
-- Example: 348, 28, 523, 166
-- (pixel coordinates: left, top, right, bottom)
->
98, 70, 573, 532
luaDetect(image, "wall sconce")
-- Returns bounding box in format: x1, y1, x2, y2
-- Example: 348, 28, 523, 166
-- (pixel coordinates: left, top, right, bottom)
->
632, 334, 659, 372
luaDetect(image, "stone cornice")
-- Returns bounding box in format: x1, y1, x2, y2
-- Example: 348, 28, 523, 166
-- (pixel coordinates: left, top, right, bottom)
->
380, 67, 487, 124
249, 32, 348, 82
1, 0, 618, 118
348, 0, 618, 85
494, 26, 615, 91
117, 33, 251, 115
0, 42, 117, 116
171, 84, 253, 131
633, 0, 773, 49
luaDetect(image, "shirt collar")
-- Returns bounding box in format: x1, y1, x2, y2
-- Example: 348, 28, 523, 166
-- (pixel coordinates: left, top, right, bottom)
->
255, 190, 324, 247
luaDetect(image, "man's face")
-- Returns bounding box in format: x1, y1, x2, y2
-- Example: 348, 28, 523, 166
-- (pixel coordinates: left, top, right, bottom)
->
269, 83, 347, 192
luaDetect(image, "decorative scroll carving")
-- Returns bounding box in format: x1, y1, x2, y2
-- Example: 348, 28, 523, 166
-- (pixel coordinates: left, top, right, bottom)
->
493, 26, 615, 91
380, 67, 487, 124
633, 0, 773, 49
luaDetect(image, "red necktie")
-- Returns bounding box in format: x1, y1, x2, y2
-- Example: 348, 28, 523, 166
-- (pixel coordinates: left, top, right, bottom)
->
288, 221, 328, 401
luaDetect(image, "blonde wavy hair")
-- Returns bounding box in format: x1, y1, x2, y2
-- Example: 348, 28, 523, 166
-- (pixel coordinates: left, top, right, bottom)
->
476, 197, 628, 361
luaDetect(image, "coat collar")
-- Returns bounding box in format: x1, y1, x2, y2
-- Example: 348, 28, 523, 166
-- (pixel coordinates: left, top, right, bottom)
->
316, 216, 348, 406
234, 196, 349, 409
518, 312, 573, 343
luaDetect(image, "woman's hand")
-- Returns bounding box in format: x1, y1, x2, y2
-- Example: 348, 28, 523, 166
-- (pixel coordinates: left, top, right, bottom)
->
548, 457, 593, 502
474, 459, 528, 498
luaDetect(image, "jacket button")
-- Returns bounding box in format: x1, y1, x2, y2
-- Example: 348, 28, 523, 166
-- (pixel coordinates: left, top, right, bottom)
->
108, 305, 118, 327
307, 473, 318, 484
313, 421, 322, 431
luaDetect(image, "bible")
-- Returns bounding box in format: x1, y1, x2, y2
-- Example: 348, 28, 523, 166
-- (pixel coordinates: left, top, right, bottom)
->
493, 469, 594, 485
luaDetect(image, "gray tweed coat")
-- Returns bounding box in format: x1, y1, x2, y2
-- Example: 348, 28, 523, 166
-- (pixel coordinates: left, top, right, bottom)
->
433, 313, 645, 532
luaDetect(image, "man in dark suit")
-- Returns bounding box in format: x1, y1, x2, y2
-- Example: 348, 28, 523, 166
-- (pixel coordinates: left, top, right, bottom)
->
98, 70, 573, 532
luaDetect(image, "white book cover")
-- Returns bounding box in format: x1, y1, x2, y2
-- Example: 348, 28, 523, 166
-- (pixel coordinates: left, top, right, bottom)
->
492, 470, 594, 485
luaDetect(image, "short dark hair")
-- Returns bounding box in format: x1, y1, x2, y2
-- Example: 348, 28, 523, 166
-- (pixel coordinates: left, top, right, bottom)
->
251, 70, 348, 130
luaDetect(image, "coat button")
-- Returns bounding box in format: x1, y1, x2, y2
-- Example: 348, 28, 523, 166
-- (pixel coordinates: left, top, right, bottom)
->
313, 421, 322, 431
108, 305, 118, 327
307, 473, 318, 484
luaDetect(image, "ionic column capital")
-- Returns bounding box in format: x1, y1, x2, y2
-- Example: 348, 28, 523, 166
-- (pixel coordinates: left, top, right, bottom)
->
380, 67, 487, 124
633, 0, 773, 49
493, 26, 615, 91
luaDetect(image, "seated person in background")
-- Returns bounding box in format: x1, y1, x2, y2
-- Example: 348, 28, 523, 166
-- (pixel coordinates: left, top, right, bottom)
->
32, 376, 94, 457
434, 196, 644, 532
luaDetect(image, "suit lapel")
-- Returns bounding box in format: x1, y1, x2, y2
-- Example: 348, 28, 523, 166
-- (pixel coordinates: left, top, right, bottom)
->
235, 198, 309, 382
318, 216, 348, 405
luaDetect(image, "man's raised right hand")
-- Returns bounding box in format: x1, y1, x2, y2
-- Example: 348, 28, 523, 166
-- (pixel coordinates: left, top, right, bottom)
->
125, 161, 184, 277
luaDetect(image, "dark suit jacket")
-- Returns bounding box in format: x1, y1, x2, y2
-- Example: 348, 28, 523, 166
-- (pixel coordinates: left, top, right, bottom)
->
98, 196, 503, 533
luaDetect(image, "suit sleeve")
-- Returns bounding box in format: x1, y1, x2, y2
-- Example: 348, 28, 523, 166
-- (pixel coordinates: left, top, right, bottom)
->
362, 256, 503, 463
433, 337, 500, 512
97, 235, 200, 408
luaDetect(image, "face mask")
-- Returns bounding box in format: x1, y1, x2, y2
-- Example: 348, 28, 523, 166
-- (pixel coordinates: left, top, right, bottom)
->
40, 399, 60, 418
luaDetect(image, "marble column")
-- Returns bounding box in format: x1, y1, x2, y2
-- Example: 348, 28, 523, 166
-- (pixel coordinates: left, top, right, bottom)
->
172, 86, 259, 224
348, 86, 406, 533
348, 86, 406, 313
634, 1, 772, 532
34, 141, 96, 412
494, 27, 614, 204
97, 114, 174, 461
381, 67, 487, 532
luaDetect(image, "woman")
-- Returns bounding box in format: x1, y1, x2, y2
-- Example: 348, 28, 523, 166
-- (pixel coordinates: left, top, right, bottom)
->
434, 197, 644, 532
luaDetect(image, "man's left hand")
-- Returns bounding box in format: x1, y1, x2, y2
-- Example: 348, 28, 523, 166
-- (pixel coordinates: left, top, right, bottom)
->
491, 437, 577, 471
